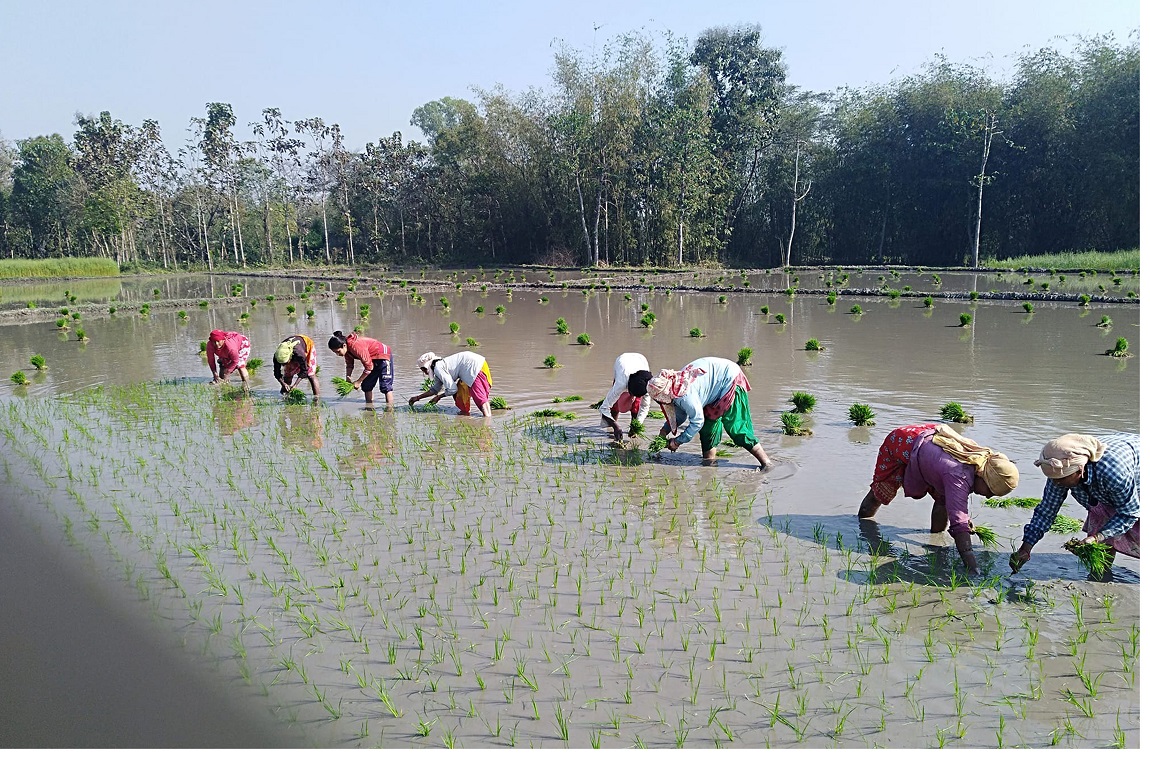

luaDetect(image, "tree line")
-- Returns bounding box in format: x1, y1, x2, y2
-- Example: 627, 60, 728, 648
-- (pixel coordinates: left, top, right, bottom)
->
0, 26, 1138, 270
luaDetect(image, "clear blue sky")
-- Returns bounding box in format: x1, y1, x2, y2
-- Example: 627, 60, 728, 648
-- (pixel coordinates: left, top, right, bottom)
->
0, 0, 1139, 150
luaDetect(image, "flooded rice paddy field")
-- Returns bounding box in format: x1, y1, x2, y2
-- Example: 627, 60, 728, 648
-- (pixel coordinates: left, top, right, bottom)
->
0, 273, 1140, 748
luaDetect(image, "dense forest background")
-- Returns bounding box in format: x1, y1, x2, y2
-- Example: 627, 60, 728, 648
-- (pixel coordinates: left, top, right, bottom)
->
0, 27, 1138, 270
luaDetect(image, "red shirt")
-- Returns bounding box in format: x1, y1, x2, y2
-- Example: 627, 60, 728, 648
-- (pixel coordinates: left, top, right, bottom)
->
206, 331, 248, 374
345, 333, 390, 376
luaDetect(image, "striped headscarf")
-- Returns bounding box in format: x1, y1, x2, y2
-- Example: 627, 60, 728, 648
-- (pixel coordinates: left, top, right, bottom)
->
646, 365, 706, 404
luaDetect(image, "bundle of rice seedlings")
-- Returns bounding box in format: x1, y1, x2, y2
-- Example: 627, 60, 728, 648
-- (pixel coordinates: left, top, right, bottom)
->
973, 525, 1000, 548
737, 347, 753, 366
30, 355, 47, 371
984, 496, 1040, 509
552, 395, 582, 403
284, 389, 307, 405
490, 396, 509, 410
781, 412, 810, 436
1063, 539, 1112, 578
628, 421, 646, 438
939, 401, 973, 423
332, 377, 355, 397
246, 358, 264, 373
1050, 515, 1083, 534
848, 403, 876, 427
648, 435, 668, 456
531, 409, 575, 421
790, 391, 816, 413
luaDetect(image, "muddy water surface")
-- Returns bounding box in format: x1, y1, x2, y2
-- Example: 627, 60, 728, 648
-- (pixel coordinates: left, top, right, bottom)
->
0, 276, 1139, 748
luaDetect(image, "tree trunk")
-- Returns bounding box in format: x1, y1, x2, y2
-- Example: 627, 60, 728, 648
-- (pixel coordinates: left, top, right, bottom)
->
786, 140, 812, 269
321, 196, 331, 264
574, 174, 593, 266
972, 113, 996, 270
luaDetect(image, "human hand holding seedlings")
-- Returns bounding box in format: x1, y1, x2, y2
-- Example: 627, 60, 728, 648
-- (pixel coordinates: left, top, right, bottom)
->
1009, 542, 1033, 573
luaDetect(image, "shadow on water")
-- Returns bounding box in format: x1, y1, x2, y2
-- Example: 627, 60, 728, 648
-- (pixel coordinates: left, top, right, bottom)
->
758, 513, 1138, 587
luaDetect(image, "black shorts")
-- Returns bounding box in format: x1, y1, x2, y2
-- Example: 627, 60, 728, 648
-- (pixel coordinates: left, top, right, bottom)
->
362, 358, 393, 393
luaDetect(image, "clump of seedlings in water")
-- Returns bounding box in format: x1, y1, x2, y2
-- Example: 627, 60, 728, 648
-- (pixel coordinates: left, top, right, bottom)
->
1078, 294, 1091, 307
850, 304, 863, 315
984, 496, 1039, 508
760, 305, 770, 315
958, 313, 973, 327
490, 396, 509, 410
640, 312, 656, 328
56, 317, 69, 330
11, 370, 30, 386
178, 310, 188, 321
449, 322, 460, 334
332, 378, 355, 397
972, 525, 1000, 548
781, 412, 811, 436
1096, 315, 1112, 328
576, 333, 592, 346
198, 341, 207, 354
1050, 515, 1083, 534
553, 395, 582, 402
108, 305, 117, 314
848, 403, 876, 427
628, 420, 645, 437
774, 314, 786, 325
737, 347, 753, 366
30, 355, 47, 371
286, 305, 296, 316
284, 388, 307, 405
466, 338, 480, 347
826, 293, 837, 306
306, 309, 315, 320
923, 297, 934, 308
246, 358, 264, 374
543, 355, 560, 369
689, 327, 704, 338
648, 434, 669, 457
240, 312, 250, 321
805, 338, 824, 351
939, 401, 973, 423
532, 408, 575, 421
790, 391, 816, 413
718, 295, 728, 305
1064, 539, 1111, 578
555, 317, 569, 335
76, 329, 88, 343
1106, 338, 1130, 357
495, 305, 506, 315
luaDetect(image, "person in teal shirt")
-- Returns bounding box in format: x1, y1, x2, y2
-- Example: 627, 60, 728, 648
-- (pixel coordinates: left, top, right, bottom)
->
647, 357, 771, 470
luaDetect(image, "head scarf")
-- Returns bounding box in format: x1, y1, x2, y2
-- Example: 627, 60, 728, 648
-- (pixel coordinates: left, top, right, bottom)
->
208, 329, 226, 343
930, 424, 1018, 497
418, 352, 440, 372
274, 339, 296, 364
1035, 434, 1107, 479
646, 365, 706, 404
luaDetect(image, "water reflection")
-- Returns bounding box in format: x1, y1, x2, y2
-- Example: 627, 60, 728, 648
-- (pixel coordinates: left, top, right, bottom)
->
279, 403, 324, 451
336, 409, 398, 472
212, 391, 255, 436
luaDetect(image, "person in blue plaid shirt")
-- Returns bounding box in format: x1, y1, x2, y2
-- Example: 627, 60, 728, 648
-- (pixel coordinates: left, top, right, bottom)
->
1010, 433, 1139, 576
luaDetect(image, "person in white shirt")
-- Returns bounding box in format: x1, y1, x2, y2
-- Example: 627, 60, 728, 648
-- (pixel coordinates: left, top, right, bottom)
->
599, 352, 652, 441
408, 351, 494, 417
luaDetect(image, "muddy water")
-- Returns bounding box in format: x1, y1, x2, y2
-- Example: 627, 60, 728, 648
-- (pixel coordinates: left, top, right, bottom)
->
0, 278, 1139, 748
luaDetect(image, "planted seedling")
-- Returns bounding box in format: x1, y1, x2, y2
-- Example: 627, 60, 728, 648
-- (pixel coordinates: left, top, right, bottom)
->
826, 293, 837, 306
689, 327, 704, 338
958, 313, 973, 327
848, 403, 875, 427
1078, 294, 1091, 307
495, 305, 506, 315
939, 402, 973, 423
1106, 338, 1130, 357
850, 304, 863, 315
640, 312, 656, 328
737, 347, 753, 366
178, 310, 188, 321
332, 378, 355, 397
75, 329, 88, 343
774, 314, 786, 325
449, 322, 460, 334
760, 305, 770, 315
475, 306, 485, 314
1022, 302, 1034, 314
804, 338, 824, 351
30, 355, 47, 371
576, 333, 592, 346
923, 297, 934, 308
790, 391, 816, 413
466, 338, 480, 347
1096, 315, 1112, 328
543, 355, 560, 369
532, 409, 575, 420
11, 370, 30, 386
555, 318, 569, 335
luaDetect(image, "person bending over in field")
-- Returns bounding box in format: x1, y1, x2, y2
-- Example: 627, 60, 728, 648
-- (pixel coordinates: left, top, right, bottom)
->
646, 357, 771, 471
328, 330, 393, 406
409, 351, 493, 417
1011, 432, 1139, 577
206, 329, 251, 388
858, 424, 1019, 575
599, 352, 653, 441
274, 334, 320, 398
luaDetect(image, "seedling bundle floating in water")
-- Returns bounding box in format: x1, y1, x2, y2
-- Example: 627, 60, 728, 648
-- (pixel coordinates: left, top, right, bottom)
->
332, 377, 355, 397
939, 402, 973, 423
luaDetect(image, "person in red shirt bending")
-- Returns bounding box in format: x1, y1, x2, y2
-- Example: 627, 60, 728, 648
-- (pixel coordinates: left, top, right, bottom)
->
205, 329, 251, 388
328, 330, 393, 406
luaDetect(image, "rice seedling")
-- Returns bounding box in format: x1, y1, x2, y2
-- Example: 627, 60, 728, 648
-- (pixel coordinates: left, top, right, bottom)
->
1050, 515, 1083, 534
283, 388, 307, 405
108, 305, 117, 314
576, 333, 592, 346
10, 370, 30, 386
939, 402, 973, 423
178, 310, 188, 321
848, 403, 876, 427
689, 327, 704, 337
804, 338, 824, 351
922, 296, 934, 308
553, 395, 582, 402
286, 305, 296, 316
246, 358, 264, 374
490, 396, 509, 410
56, 317, 69, 329
718, 295, 728, 304
474, 305, 484, 314
495, 305, 506, 315
969, 291, 979, 301
449, 322, 460, 334
305, 309, 315, 320
1096, 315, 1113, 327
790, 391, 816, 413
555, 317, 569, 335
540, 355, 561, 369
439, 296, 450, 309
1106, 337, 1130, 357
850, 304, 862, 315
984, 496, 1039, 508
737, 347, 753, 366
973, 525, 1000, 548
30, 355, 47, 371
532, 409, 575, 421
826, 293, 837, 305
332, 378, 355, 397
760, 305, 770, 315
465, 338, 480, 347
1064, 539, 1112, 578
958, 313, 973, 327
25, 301, 36, 308
640, 312, 656, 328
75, 329, 88, 343
199, 341, 207, 354
773, 314, 786, 324
1022, 302, 1034, 313
781, 412, 810, 436
240, 312, 250, 321
1078, 294, 1091, 307
648, 435, 669, 456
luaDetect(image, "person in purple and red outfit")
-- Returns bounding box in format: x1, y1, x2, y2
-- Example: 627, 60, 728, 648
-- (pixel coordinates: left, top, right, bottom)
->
1011, 433, 1139, 577
205, 329, 251, 388
328, 330, 393, 406
858, 423, 1019, 574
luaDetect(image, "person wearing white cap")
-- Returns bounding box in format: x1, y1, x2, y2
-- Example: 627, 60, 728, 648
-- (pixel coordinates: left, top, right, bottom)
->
408, 351, 493, 417
599, 352, 652, 441
1011, 432, 1140, 576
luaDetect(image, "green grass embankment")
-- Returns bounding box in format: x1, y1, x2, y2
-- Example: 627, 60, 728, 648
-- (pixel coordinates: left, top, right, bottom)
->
984, 250, 1139, 272
0, 257, 121, 279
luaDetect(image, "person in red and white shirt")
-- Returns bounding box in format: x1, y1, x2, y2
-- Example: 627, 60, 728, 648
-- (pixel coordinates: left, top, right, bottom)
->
328, 330, 393, 406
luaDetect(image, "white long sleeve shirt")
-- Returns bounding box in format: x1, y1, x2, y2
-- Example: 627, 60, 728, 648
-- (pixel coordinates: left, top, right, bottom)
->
598, 352, 651, 423
429, 351, 486, 396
